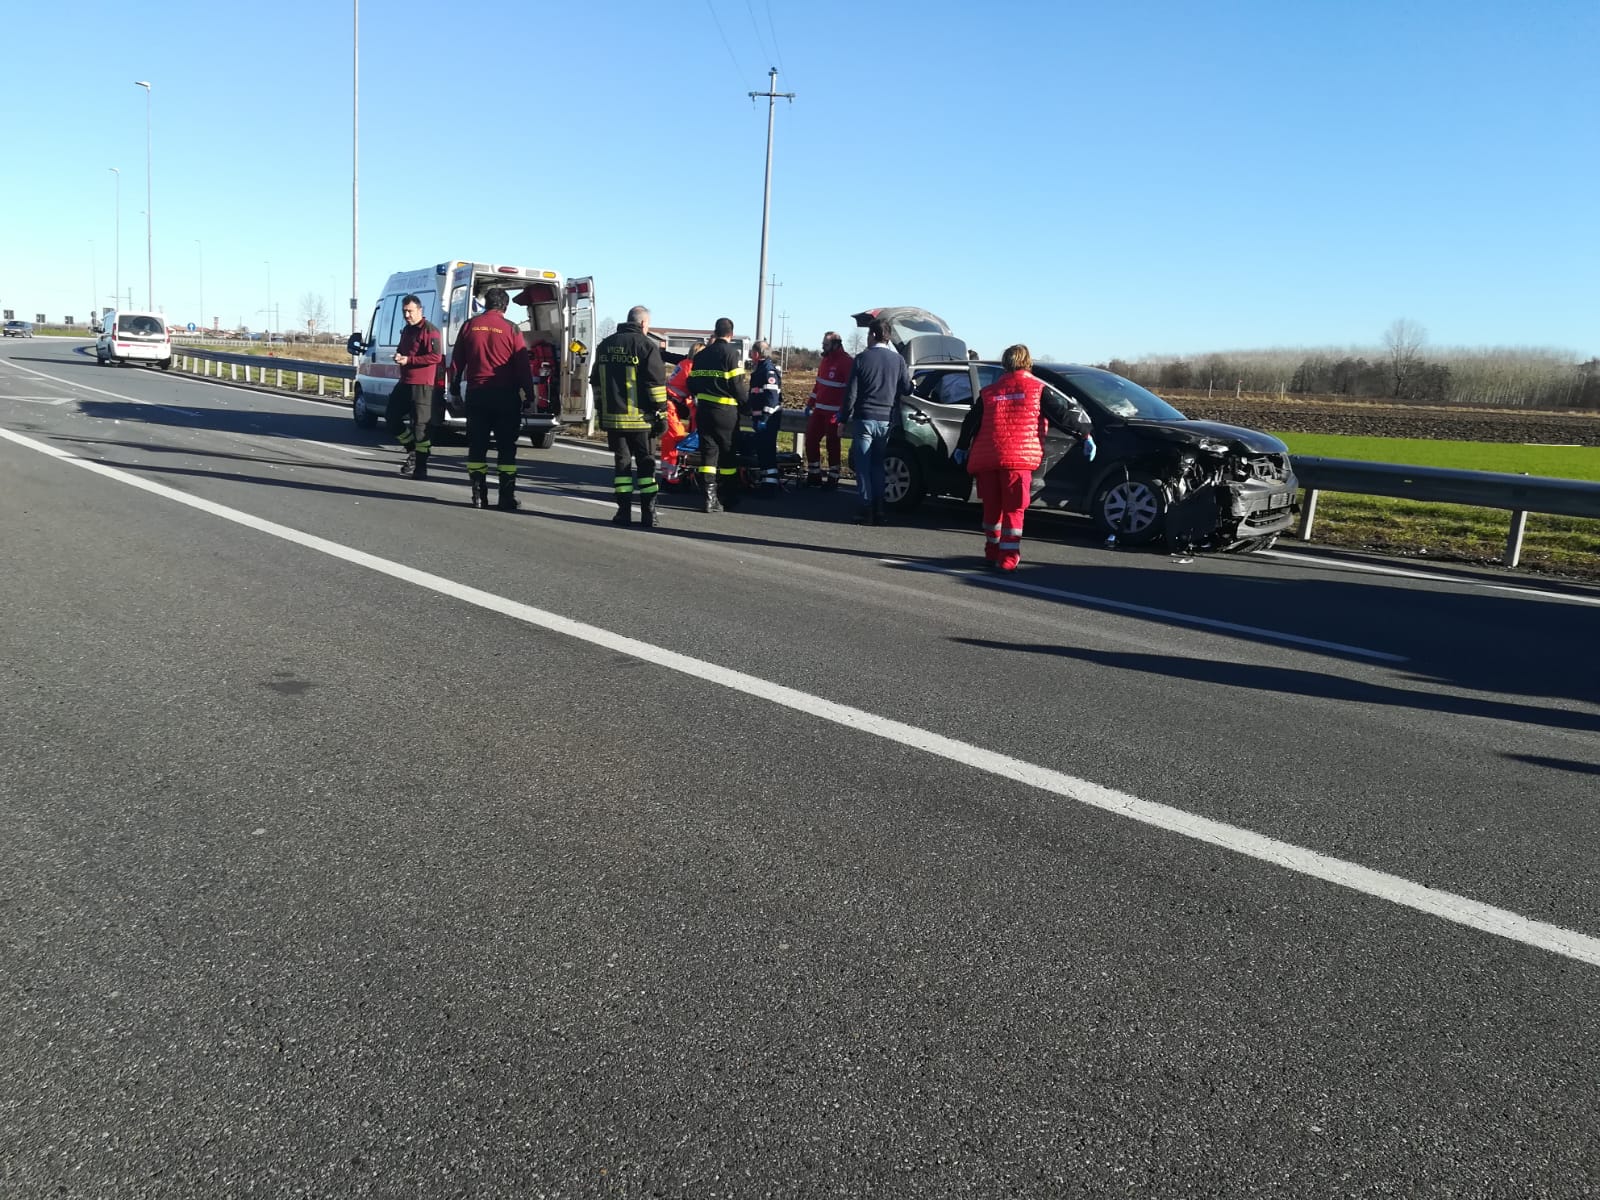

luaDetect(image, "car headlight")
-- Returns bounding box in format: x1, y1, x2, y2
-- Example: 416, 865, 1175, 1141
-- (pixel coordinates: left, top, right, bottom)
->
1197, 438, 1231, 455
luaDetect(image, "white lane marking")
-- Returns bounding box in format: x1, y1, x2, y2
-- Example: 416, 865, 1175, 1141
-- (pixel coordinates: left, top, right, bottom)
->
294, 438, 373, 457
0, 357, 199, 417
555, 438, 613, 458
1258, 549, 1600, 609
4, 395, 75, 406
2, 422, 1594, 970
885, 559, 1408, 664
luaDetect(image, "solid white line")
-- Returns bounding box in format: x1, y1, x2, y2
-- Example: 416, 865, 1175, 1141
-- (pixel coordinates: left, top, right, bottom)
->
1, 421, 1594, 969
885, 559, 1409, 663
0, 357, 199, 417
294, 438, 373, 457
556, 438, 613, 458
1258, 549, 1600, 608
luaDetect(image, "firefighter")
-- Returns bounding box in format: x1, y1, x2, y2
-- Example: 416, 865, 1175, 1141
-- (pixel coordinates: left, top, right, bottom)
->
748, 340, 783, 491
687, 317, 749, 513
390, 294, 443, 480
805, 330, 852, 488
590, 305, 668, 528
954, 343, 1094, 571
659, 340, 703, 487
447, 287, 537, 511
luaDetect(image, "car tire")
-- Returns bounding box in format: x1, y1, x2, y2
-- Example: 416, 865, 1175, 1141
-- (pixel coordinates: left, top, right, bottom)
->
531, 428, 558, 450
158, 358, 172, 372
882, 444, 925, 512
1093, 470, 1168, 545
352, 387, 378, 428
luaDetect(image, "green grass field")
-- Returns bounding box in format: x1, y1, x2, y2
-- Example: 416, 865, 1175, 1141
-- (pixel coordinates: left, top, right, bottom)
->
1273, 433, 1600, 578
1277, 433, 1600, 482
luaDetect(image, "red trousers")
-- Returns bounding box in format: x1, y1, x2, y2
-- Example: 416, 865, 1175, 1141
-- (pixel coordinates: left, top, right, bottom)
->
804, 409, 842, 478
975, 468, 1030, 569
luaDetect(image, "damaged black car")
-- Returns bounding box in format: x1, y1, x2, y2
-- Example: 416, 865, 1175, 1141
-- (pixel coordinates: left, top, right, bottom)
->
853, 308, 1298, 552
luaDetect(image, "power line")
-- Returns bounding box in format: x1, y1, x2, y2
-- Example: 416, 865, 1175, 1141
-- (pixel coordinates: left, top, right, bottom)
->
744, 0, 777, 69
764, 0, 788, 78
705, 0, 754, 85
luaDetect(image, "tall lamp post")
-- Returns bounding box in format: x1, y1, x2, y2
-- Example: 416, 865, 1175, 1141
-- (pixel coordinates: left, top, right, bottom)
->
265, 261, 272, 341
134, 81, 153, 310
351, 0, 360, 342
108, 167, 120, 313
195, 240, 204, 329
89, 240, 97, 325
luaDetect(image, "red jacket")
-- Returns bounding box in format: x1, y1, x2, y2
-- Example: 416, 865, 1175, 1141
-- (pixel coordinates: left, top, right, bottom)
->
808, 345, 853, 413
967, 369, 1046, 474
396, 320, 442, 386
449, 310, 535, 392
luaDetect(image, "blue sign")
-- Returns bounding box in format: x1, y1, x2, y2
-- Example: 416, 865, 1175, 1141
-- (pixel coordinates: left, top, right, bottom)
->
186, 322, 197, 332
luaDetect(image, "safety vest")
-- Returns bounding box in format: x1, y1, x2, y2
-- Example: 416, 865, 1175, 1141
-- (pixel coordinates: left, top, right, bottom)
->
968, 369, 1046, 474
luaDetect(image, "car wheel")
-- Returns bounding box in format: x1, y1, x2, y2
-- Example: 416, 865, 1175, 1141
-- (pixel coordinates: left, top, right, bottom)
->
352, 387, 378, 428
1093, 470, 1168, 544
158, 358, 172, 371
882, 445, 925, 511
531, 428, 558, 450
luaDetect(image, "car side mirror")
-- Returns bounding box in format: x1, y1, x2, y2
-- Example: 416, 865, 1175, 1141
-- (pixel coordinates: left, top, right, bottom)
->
346, 333, 366, 356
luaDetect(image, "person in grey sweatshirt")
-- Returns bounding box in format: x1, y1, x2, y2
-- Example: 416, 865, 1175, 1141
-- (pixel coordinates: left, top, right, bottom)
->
839, 318, 912, 524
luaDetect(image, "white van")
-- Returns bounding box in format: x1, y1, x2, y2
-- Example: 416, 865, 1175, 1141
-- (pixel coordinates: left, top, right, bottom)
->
348, 261, 596, 449
96, 311, 173, 369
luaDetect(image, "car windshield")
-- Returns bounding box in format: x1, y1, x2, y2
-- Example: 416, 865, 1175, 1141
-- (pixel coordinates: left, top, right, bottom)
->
1049, 366, 1187, 420
118, 314, 165, 337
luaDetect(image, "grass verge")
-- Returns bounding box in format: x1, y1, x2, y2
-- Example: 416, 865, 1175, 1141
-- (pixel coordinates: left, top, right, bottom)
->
1279, 433, 1600, 481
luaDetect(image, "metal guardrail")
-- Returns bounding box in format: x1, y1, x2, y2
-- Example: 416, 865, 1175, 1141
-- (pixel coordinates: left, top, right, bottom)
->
175, 345, 355, 398
1292, 456, 1600, 566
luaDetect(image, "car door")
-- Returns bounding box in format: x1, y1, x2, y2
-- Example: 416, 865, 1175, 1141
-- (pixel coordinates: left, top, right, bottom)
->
901, 363, 1000, 500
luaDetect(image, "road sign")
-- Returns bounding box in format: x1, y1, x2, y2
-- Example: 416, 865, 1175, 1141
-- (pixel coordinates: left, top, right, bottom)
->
187, 322, 197, 332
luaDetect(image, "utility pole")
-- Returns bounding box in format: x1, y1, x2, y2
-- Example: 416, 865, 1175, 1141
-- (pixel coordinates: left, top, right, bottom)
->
749, 67, 794, 352
352, 0, 360, 343
778, 312, 791, 370
135, 81, 152, 309
765, 274, 781, 345
89, 240, 97, 325
108, 167, 120, 313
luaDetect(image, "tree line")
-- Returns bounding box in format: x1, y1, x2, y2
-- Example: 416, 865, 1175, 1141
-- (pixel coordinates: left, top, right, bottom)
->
1101, 321, 1599, 410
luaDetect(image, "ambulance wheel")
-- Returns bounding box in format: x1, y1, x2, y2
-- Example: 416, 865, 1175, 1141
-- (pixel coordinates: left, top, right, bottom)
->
352, 387, 378, 429
531, 428, 558, 450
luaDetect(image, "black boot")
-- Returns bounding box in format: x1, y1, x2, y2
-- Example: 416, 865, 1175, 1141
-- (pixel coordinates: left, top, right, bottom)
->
721, 475, 741, 511
400, 449, 416, 477
700, 476, 722, 514
640, 494, 659, 530
470, 472, 489, 508
872, 503, 888, 526
496, 473, 520, 511
411, 450, 429, 481
612, 494, 634, 526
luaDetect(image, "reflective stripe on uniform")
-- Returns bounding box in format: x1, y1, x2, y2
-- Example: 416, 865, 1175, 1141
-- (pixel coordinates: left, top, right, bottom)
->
695, 395, 739, 406
497, 464, 518, 475
815, 377, 847, 389
690, 366, 745, 380
614, 475, 635, 494
414, 440, 431, 453
465, 461, 488, 471
637, 479, 659, 496
812, 403, 841, 413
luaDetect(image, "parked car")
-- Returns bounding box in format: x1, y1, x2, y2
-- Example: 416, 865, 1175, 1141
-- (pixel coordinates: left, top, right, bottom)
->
854, 307, 1298, 552
95, 311, 173, 369
3, 320, 34, 338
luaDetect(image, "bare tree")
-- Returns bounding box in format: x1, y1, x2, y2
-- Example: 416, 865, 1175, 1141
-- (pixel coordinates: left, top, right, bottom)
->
302, 293, 331, 334
845, 329, 865, 354
1383, 318, 1427, 397
599, 316, 619, 338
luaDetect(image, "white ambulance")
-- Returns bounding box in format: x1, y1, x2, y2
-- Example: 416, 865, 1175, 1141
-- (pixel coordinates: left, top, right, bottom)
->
348, 261, 596, 449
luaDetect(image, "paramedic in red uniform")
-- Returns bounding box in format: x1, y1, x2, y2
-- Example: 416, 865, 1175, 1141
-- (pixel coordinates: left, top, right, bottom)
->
955, 343, 1094, 571
447, 287, 537, 511
390, 294, 443, 480
804, 330, 851, 488
659, 340, 703, 486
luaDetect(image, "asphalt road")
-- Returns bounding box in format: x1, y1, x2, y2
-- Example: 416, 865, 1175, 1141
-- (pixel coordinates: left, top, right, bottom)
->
3, 340, 1598, 1199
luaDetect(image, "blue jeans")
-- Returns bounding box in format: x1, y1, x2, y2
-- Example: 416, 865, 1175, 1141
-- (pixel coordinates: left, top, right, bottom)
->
851, 419, 890, 509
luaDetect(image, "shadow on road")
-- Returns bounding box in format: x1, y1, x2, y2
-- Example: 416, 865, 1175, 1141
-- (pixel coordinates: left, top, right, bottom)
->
1500, 753, 1600, 777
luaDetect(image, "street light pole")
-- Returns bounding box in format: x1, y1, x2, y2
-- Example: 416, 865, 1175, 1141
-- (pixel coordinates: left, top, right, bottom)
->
195, 240, 204, 328
748, 67, 794, 351
351, 0, 360, 342
265, 261, 272, 340
108, 167, 120, 313
89, 240, 97, 325
135, 81, 152, 310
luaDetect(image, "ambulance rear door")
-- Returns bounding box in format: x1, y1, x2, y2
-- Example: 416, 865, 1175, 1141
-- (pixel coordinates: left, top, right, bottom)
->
563, 276, 596, 423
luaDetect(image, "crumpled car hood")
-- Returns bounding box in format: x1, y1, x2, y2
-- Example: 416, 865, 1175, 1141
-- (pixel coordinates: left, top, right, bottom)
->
1128, 418, 1288, 455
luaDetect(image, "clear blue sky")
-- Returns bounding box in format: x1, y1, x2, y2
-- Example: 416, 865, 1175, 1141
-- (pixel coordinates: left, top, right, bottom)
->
4, 0, 1596, 361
